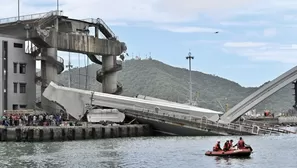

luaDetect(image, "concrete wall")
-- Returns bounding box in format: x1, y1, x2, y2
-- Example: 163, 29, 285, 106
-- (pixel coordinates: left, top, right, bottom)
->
0, 35, 36, 115
0, 124, 152, 142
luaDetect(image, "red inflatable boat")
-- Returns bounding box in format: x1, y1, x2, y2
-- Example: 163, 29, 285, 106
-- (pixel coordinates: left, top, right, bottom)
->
205, 146, 253, 157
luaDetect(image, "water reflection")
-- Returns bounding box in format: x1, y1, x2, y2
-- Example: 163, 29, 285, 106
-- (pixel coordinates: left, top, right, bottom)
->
0, 140, 124, 168
214, 156, 252, 166
0, 142, 65, 168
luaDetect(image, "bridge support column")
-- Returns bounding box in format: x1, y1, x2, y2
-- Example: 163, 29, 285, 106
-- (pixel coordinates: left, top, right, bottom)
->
95, 28, 99, 38
41, 47, 59, 114
102, 55, 117, 93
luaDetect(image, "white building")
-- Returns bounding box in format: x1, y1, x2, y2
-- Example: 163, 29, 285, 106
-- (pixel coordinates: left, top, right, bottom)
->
0, 34, 36, 116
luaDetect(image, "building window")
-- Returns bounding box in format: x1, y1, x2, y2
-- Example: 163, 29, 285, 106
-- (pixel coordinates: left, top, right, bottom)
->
19, 63, 26, 74
14, 43, 23, 48
12, 104, 18, 110
19, 105, 27, 109
13, 62, 18, 73
13, 82, 18, 93
19, 83, 26, 93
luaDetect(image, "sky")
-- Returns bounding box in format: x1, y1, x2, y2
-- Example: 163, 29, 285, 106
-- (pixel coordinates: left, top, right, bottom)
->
1, 0, 297, 87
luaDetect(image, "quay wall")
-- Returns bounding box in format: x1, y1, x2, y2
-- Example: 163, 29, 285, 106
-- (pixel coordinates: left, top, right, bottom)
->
0, 124, 152, 142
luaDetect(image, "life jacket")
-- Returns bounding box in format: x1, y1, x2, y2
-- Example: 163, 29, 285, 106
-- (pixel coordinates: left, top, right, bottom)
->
223, 142, 229, 150
238, 140, 245, 149
213, 143, 221, 151
228, 142, 233, 148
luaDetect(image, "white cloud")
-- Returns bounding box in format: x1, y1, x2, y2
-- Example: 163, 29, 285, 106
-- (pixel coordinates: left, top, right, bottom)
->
220, 21, 269, 26
223, 42, 268, 48
223, 42, 297, 64
0, 0, 261, 24
159, 26, 222, 33
263, 28, 277, 37
243, 51, 297, 63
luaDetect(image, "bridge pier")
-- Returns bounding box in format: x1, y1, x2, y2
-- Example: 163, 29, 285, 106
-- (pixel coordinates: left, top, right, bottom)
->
41, 47, 59, 113
102, 55, 118, 94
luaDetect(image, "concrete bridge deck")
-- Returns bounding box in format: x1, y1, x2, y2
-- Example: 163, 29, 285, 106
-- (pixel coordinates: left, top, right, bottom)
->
124, 109, 295, 136
42, 82, 294, 136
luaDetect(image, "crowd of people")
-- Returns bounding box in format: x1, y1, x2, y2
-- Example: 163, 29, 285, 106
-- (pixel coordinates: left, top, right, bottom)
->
1, 113, 63, 127
213, 137, 246, 151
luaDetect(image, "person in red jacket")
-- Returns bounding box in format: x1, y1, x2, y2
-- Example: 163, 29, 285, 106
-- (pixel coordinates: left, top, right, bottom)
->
223, 140, 230, 151
237, 137, 245, 149
213, 140, 222, 151
228, 139, 234, 150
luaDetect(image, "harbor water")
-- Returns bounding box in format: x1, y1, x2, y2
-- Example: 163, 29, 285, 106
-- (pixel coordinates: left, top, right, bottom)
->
0, 135, 297, 168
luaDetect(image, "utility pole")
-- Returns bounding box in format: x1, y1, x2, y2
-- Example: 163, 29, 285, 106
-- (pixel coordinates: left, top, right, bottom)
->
56, 0, 59, 31
186, 51, 194, 105
65, 52, 72, 120
66, 52, 73, 88
17, 0, 20, 21
57, 0, 59, 11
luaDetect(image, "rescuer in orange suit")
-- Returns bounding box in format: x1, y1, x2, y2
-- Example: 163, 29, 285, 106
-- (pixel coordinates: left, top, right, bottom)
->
213, 140, 222, 151
228, 139, 234, 150
236, 137, 246, 149
223, 140, 230, 151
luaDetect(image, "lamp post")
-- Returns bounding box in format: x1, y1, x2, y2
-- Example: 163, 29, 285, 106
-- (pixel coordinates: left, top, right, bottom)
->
186, 51, 194, 105
17, 0, 20, 21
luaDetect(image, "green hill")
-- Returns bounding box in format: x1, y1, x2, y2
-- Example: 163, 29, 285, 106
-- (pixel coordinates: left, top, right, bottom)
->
39, 59, 294, 113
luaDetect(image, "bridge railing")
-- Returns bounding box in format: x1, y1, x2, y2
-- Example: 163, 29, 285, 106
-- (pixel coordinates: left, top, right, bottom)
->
238, 120, 294, 134
0, 10, 63, 24
82, 18, 117, 39
129, 107, 255, 134
129, 107, 293, 135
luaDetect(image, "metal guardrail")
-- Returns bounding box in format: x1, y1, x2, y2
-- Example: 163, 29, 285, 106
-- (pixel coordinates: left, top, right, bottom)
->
0, 10, 63, 24
4, 109, 34, 114
127, 108, 258, 135
127, 107, 294, 135
279, 116, 297, 123
82, 18, 117, 39
96, 18, 115, 38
